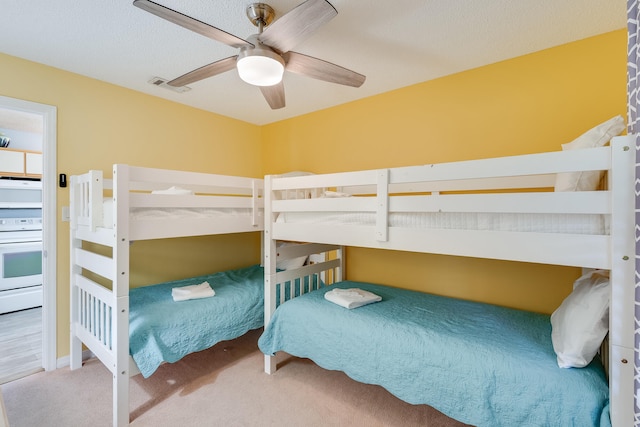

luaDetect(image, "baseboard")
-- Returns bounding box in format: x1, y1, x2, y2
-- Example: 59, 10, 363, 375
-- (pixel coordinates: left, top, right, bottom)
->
56, 349, 93, 369
57, 350, 141, 378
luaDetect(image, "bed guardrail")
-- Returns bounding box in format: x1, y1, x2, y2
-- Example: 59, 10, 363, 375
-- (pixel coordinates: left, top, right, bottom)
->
70, 165, 264, 241
70, 170, 104, 232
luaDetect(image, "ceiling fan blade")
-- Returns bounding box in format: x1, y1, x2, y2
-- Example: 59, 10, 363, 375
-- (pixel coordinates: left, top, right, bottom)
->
258, 0, 337, 54
168, 56, 238, 87
260, 82, 286, 109
133, 0, 253, 49
284, 52, 365, 88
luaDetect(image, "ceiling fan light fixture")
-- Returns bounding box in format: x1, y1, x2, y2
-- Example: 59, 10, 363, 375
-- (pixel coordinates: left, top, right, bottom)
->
237, 47, 285, 87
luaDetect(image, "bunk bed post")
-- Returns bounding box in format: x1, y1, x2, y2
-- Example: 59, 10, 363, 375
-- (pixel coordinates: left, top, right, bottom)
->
376, 169, 390, 242
69, 175, 83, 370
88, 170, 103, 231
256, 179, 265, 267
263, 175, 277, 374
112, 164, 131, 427
608, 135, 636, 427
336, 246, 344, 282
251, 178, 261, 227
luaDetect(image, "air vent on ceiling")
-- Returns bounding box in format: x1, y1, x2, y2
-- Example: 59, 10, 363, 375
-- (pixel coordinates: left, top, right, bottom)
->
148, 77, 191, 93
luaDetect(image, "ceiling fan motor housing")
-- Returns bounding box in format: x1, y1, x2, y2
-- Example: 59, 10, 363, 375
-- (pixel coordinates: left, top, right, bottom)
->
246, 3, 276, 29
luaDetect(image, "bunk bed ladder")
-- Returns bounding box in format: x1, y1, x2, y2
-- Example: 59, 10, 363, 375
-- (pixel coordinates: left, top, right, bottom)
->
263, 174, 343, 374
70, 173, 114, 370
69, 165, 131, 426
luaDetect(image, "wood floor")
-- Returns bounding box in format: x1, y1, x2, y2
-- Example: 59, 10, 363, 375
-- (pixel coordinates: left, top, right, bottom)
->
0, 307, 42, 384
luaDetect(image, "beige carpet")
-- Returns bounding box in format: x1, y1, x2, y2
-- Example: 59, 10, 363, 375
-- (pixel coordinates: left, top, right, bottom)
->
1, 329, 469, 427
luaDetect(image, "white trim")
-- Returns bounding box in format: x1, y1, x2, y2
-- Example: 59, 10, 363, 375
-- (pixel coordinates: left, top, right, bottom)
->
56, 349, 93, 369
0, 96, 57, 372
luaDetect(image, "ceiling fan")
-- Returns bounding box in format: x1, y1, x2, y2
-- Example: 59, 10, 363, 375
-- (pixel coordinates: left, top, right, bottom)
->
133, 0, 366, 109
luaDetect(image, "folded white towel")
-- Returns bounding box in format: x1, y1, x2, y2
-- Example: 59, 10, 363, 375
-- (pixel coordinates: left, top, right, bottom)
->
321, 190, 351, 198
324, 288, 382, 309
172, 281, 215, 302
152, 186, 194, 195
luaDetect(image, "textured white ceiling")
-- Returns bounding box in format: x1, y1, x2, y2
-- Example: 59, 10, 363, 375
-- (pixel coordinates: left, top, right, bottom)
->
0, 1, 626, 125
0, 108, 43, 134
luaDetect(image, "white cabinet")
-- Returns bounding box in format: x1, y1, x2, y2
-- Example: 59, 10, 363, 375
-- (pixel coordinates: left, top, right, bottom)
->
0, 149, 42, 178
26, 152, 42, 176
0, 150, 25, 175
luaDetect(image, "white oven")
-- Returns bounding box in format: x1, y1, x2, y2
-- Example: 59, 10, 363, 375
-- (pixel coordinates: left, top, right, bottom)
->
0, 234, 42, 314
0, 240, 42, 291
0, 179, 43, 314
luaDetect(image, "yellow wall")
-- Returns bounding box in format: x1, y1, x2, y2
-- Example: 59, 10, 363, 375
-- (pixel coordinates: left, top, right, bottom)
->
0, 53, 264, 357
262, 29, 627, 314
0, 29, 627, 359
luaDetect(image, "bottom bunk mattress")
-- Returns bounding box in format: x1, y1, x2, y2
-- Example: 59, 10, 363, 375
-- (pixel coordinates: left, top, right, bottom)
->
129, 264, 264, 378
258, 281, 610, 427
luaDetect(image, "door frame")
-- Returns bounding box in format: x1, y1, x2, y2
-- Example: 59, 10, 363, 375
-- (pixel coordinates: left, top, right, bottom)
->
0, 95, 57, 371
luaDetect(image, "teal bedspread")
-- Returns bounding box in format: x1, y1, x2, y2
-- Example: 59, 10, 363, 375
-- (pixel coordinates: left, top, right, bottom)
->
129, 264, 264, 378
258, 281, 610, 427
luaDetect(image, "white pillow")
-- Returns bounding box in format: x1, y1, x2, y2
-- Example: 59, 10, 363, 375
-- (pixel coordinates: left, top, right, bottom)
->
275, 241, 308, 271
554, 115, 626, 191
550, 270, 610, 368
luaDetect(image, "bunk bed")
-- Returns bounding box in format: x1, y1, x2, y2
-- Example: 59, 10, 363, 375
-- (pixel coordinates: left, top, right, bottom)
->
69, 165, 275, 426
259, 134, 635, 427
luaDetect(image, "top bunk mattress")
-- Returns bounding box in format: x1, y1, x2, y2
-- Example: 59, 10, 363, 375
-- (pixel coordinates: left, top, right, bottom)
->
101, 198, 255, 229
258, 281, 610, 427
276, 211, 607, 235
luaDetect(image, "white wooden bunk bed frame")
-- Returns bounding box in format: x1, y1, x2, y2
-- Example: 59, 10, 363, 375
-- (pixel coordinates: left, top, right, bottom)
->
263, 135, 636, 427
69, 164, 265, 426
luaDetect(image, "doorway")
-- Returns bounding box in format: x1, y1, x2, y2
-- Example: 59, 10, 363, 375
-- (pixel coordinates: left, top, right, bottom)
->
0, 96, 57, 380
